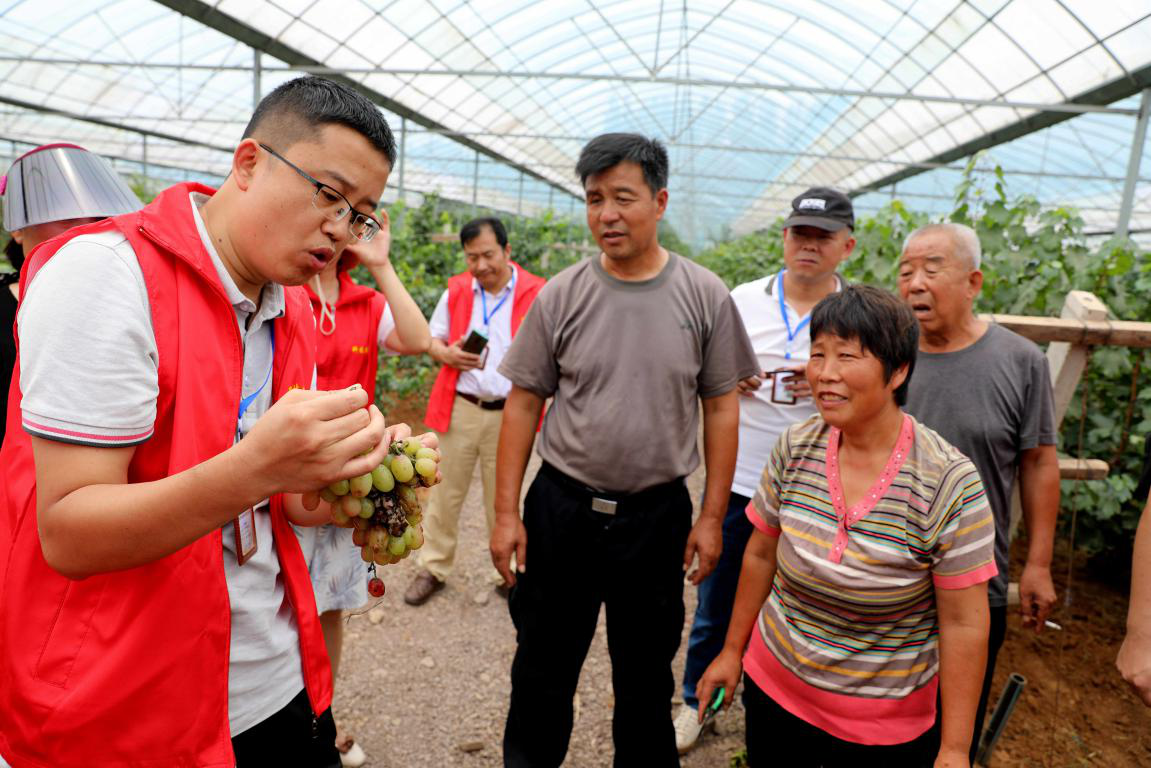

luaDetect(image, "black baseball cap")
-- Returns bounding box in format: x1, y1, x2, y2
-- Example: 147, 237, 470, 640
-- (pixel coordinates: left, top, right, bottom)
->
783, 187, 854, 232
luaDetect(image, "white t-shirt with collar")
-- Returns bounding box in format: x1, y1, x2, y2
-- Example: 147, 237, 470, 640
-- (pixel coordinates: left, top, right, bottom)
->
18, 194, 305, 737
428, 265, 517, 401
729, 272, 840, 498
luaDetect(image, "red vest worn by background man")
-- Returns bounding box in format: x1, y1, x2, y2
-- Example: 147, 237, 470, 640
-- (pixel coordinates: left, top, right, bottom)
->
424, 265, 545, 432
303, 256, 388, 393
0, 183, 332, 768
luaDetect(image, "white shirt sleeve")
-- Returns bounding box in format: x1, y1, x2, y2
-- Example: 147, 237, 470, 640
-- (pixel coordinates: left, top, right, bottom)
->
376, 304, 398, 355
428, 289, 451, 341
18, 233, 159, 446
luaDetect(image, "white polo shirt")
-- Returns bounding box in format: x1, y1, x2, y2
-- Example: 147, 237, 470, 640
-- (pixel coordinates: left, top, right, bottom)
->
428, 265, 517, 401
729, 272, 840, 498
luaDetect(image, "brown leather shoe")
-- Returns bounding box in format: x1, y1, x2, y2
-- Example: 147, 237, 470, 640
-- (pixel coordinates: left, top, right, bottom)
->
404, 570, 445, 606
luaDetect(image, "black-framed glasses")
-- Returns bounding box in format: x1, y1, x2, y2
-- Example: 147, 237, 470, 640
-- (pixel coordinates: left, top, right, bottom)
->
258, 143, 381, 242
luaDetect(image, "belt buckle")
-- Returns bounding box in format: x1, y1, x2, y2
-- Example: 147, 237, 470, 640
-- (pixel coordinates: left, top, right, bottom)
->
591, 497, 618, 516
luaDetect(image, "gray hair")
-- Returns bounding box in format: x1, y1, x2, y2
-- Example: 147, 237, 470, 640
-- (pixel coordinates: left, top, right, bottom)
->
902, 222, 981, 270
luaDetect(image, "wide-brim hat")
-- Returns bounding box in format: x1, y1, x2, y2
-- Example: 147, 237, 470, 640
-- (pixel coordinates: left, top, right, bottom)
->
2, 143, 142, 231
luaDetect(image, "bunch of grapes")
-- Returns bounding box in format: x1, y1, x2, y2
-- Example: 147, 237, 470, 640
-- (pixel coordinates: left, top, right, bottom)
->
321, 438, 440, 596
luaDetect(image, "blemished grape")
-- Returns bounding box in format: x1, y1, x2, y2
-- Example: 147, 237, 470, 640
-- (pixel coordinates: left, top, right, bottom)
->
367, 527, 389, 552
360, 546, 373, 563
331, 507, 351, 526
320, 488, 338, 504
372, 547, 390, 566
349, 472, 373, 498
352, 528, 367, 548
403, 525, 425, 550
339, 495, 361, 519
371, 464, 395, 492
328, 479, 350, 496
390, 455, 415, 483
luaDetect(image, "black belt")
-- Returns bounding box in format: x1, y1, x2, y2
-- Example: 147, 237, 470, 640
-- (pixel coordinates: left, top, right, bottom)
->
457, 392, 506, 410
539, 462, 685, 516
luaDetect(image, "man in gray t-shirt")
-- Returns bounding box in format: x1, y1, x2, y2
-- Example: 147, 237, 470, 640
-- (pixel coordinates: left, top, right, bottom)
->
491, 134, 757, 768
899, 222, 1060, 761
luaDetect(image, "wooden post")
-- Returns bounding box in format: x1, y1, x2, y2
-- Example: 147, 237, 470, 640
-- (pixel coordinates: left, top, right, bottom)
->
1007, 291, 1109, 543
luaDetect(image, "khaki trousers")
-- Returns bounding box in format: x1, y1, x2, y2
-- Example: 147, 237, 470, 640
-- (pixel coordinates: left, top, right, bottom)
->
419, 395, 503, 582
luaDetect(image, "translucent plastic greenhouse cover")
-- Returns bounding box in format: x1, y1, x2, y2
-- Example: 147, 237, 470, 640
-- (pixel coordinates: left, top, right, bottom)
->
1, 0, 1149, 245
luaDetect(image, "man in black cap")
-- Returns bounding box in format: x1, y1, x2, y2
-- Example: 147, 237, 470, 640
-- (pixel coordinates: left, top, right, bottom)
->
674, 186, 856, 753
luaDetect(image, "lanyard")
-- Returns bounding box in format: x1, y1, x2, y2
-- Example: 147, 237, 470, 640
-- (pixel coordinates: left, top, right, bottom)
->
480, 269, 516, 329
777, 269, 809, 360
237, 322, 275, 437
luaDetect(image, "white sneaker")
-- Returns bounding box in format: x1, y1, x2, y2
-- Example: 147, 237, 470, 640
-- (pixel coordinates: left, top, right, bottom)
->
674, 704, 715, 755
338, 740, 366, 768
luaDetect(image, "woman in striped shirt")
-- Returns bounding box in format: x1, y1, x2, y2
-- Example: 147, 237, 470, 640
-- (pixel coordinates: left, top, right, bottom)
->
697, 284, 996, 768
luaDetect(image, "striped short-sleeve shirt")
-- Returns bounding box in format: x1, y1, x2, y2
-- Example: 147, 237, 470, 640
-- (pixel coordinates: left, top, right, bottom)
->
744, 413, 996, 746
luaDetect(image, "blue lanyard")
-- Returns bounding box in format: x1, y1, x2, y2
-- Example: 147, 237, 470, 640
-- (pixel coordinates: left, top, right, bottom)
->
777, 270, 809, 360
480, 269, 516, 329
237, 322, 275, 436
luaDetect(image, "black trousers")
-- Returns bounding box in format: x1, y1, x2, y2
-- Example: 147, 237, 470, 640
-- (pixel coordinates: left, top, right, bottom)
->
231, 688, 340, 768
743, 674, 941, 768
503, 465, 693, 768
970, 604, 1009, 761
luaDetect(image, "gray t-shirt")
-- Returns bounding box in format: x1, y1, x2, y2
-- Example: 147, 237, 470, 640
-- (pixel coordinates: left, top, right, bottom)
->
904, 323, 1057, 606
499, 252, 758, 493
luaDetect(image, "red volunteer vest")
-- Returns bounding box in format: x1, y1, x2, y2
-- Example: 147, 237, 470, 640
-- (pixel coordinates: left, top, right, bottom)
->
424, 265, 545, 432
0, 183, 331, 768
303, 259, 388, 393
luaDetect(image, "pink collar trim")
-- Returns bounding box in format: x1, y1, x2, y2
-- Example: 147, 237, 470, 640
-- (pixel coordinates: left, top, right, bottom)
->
824, 413, 914, 563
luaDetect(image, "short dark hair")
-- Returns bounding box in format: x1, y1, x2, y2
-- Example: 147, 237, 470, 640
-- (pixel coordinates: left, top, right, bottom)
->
243, 76, 397, 166
460, 217, 508, 249
576, 133, 668, 195
810, 284, 918, 406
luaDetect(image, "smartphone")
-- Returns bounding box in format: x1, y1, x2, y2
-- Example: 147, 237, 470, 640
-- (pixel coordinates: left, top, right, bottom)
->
769, 369, 798, 405
460, 329, 489, 355
700, 686, 725, 726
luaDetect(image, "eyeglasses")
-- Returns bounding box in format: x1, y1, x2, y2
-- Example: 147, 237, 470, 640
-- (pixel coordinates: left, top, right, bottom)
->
258, 143, 381, 242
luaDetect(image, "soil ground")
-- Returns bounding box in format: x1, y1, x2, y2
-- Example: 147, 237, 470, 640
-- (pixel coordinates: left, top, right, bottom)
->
335, 405, 1150, 766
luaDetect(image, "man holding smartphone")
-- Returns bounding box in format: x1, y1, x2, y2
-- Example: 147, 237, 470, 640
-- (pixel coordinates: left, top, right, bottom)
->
674, 187, 856, 753
408, 218, 545, 606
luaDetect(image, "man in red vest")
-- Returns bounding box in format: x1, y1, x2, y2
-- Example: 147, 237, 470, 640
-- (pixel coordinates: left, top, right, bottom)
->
0, 77, 412, 768
406, 218, 545, 606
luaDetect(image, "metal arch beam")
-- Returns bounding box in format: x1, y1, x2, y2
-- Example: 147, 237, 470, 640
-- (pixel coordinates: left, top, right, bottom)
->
0, 55, 1138, 116
149, 0, 583, 203
849, 64, 1151, 199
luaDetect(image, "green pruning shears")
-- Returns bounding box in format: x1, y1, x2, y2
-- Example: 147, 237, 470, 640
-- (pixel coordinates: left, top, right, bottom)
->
700, 686, 725, 726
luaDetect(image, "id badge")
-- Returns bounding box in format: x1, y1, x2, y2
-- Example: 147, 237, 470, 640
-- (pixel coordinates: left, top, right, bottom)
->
233, 507, 258, 565
769, 369, 798, 405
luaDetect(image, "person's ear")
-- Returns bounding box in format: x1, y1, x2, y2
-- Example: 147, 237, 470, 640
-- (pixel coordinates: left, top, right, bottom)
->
10, 229, 23, 244
655, 188, 669, 219
969, 268, 984, 297
889, 363, 910, 394
231, 139, 263, 191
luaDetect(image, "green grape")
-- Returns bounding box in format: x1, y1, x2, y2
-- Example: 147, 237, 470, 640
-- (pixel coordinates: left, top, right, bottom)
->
387, 534, 407, 557
328, 479, 350, 496
359, 498, 375, 519
391, 455, 415, 484
371, 464, 396, 492
330, 506, 351, 526
360, 546, 374, 563
340, 495, 361, 518
403, 525, 425, 550
349, 472, 373, 498
319, 487, 338, 504
415, 447, 439, 462
415, 458, 437, 480
403, 438, 422, 458
405, 511, 423, 526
